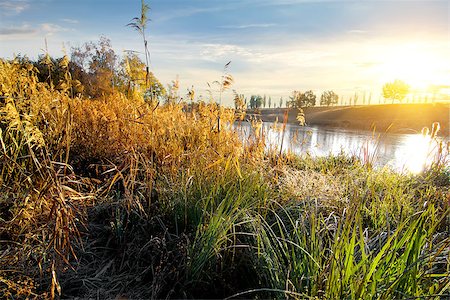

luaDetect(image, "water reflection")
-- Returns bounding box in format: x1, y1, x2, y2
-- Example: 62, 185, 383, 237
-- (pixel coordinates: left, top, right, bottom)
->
236, 122, 449, 173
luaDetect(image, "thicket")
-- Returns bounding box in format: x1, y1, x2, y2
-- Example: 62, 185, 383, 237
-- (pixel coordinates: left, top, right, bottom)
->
0, 52, 449, 299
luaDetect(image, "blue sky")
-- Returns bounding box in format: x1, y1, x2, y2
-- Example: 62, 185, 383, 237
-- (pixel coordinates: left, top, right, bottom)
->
0, 0, 448, 105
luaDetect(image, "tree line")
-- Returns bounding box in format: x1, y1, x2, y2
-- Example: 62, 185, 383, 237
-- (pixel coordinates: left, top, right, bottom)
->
239, 78, 431, 110
239, 90, 340, 109
12, 36, 167, 103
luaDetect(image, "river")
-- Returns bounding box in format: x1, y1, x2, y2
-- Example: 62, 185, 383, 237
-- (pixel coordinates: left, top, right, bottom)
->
235, 121, 449, 174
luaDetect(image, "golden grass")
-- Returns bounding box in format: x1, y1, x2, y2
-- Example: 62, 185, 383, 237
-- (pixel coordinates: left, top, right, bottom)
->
0, 57, 253, 297
0, 56, 448, 299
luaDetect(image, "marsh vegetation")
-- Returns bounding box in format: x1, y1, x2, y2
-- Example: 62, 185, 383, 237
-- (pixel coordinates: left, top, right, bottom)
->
0, 1, 449, 297
0, 48, 449, 299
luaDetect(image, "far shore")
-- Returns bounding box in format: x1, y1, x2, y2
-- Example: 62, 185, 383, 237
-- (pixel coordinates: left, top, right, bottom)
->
246, 103, 449, 137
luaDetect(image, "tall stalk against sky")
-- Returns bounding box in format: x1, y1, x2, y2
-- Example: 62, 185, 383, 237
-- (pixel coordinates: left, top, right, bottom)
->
127, 0, 151, 92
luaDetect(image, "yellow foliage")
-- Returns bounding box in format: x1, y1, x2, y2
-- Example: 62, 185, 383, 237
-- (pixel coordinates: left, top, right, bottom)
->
0, 57, 265, 298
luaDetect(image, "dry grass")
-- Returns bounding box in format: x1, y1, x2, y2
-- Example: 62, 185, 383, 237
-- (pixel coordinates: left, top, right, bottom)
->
0, 57, 249, 298
1, 57, 449, 299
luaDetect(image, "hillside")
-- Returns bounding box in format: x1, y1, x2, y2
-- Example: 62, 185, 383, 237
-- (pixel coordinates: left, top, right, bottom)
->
251, 103, 449, 136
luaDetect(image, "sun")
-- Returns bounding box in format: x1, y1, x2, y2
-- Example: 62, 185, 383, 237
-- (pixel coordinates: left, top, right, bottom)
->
375, 43, 446, 90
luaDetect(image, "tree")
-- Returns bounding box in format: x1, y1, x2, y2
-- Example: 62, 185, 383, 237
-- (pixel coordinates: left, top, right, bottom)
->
320, 90, 338, 106
249, 95, 263, 109
353, 92, 358, 106
121, 52, 166, 100
382, 79, 410, 103
279, 97, 283, 108
288, 91, 300, 108
71, 36, 118, 97
34, 55, 63, 88
268, 96, 272, 108
303, 90, 317, 107
289, 90, 316, 108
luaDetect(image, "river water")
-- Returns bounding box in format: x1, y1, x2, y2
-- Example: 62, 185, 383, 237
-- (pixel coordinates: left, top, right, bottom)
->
235, 122, 449, 174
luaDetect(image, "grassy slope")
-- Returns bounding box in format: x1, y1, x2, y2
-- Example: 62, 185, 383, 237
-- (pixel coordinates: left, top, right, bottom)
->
255, 103, 450, 136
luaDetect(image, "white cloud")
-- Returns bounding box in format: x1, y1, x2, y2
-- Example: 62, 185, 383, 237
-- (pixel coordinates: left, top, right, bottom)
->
40, 23, 70, 35
154, 6, 231, 22
0, 22, 71, 43
200, 43, 260, 61
0, 24, 36, 36
0, 0, 29, 15
219, 23, 277, 29
61, 18, 79, 24
347, 29, 367, 34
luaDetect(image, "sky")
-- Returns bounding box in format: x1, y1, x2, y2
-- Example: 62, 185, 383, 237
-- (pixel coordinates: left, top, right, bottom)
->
0, 0, 449, 106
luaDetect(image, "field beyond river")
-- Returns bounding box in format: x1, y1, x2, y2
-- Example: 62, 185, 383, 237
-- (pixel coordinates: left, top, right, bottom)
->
251, 103, 450, 136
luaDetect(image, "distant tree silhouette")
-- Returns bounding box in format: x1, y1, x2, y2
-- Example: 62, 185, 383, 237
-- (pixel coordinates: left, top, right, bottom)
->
320, 90, 339, 106
353, 92, 358, 106
289, 90, 316, 108
249, 95, 263, 109
382, 79, 410, 103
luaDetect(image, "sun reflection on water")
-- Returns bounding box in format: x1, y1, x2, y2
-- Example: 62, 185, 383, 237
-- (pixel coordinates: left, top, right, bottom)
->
237, 122, 448, 174
394, 135, 434, 174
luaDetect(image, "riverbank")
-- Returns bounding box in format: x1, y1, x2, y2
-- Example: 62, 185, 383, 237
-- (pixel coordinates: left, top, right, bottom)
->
1, 61, 449, 299
249, 103, 449, 136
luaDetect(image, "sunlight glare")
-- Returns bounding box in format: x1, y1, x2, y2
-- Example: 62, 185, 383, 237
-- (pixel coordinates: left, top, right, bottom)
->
376, 43, 445, 90
395, 134, 434, 174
